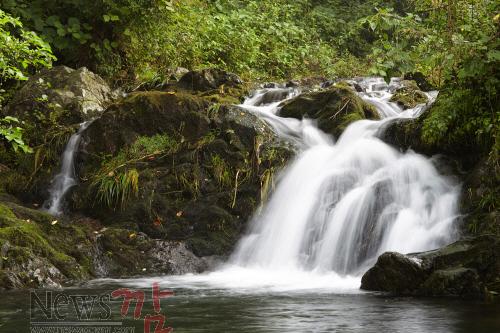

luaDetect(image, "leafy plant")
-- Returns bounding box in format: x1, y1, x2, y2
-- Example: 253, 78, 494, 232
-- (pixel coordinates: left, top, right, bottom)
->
0, 116, 32, 153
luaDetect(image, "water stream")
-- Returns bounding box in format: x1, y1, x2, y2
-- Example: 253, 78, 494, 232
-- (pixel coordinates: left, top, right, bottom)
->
43, 121, 91, 216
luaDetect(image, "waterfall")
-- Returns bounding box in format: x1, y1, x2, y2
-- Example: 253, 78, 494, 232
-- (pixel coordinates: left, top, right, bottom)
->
43, 121, 91, 216
229, 78, 459, 277
93, 79, 461, 292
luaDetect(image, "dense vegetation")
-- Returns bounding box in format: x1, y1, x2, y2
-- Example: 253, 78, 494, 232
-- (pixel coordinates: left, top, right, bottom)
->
0, 0, 498, 234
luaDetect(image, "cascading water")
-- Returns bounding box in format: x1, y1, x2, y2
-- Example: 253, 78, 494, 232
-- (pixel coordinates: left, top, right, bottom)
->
230, 78, 459, 278
43, 121, 91, 216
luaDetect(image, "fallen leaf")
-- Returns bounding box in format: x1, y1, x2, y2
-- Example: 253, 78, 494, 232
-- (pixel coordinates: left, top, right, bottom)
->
51, 220, 58, 225
176, 211, 183, 217
128, 232, 137, 240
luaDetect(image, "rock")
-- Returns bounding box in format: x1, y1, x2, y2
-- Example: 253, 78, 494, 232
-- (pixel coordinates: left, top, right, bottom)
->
361, 235, 500, 298
279, 86, 379, 137
0, 67, 117, 203
169, 67, 190, 81
0, 199, 214, 289
360, 252, 427, 294
73, 89, 291, 257
263, 82, 280, 88
4, 66, 115, 128
389, 80, 428, 109
177, 68, 242, 92
404, 72, 435, 91
148, 241, 208, 275
248, 88, 294, 106
82, 91, 212, 156
93, 229, 208, 277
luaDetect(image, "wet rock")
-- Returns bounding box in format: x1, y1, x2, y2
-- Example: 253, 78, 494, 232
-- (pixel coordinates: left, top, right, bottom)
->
149, 241, 208, 274
263, 82, 280, 88
389, 80, 428, 109
360, 252, 426, 294
93, 229, 208, 277
177, 68, 242, 92
361, 235, 500, 298
248, 88, 295, 106
279, 86, 379, 137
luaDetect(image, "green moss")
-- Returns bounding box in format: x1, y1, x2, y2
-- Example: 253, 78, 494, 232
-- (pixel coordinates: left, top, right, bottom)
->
0, 203, 16, 219
280, 86, 379, 137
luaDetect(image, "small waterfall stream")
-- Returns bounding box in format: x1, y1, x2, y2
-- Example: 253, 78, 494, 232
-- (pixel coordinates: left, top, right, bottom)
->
43, 121, 91, 216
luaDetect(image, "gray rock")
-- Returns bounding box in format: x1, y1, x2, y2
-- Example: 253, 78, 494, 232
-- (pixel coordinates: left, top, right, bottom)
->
5, 66, 116, 123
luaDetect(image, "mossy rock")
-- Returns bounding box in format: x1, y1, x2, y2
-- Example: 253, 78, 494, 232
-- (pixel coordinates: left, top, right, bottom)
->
0, 202, 94, 288
83, 91, 211, 157
389, 80, 428, 109
74, 89, 291, 257
279, 86, 379, 137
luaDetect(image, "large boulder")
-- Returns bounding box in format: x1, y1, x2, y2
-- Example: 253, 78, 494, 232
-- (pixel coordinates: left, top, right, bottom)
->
73, 90, 291, 257
279, 86, 379, 137
4, 66, 115, 129
361, 235, 500, 298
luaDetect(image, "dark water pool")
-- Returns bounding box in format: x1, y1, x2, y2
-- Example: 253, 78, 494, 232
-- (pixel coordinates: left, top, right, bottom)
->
0, 284, 499, 333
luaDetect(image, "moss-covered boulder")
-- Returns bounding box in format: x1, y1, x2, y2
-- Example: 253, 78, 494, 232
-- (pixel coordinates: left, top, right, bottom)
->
389, 80, 428, 109
0, 202, 92, 289
0, 198, 213, 289
361, 235, 500, 298
279, 86, 379, 137
73, 90, 291, 257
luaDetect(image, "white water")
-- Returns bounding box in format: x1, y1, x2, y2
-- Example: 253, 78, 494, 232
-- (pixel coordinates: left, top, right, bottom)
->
97, 78, 460, 293
44, 121, 91, 216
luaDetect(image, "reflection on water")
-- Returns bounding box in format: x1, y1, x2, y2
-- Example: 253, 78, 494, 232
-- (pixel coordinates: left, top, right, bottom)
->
0, 283, 499, 333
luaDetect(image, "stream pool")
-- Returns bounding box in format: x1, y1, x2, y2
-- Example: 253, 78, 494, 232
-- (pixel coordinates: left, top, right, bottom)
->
1, 281, 499, 333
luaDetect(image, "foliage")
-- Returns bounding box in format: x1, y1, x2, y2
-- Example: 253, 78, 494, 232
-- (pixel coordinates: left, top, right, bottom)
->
358, 1, 499, 152
0, 9, 54, 86
0, 116, 32, 153
0, 0, 389, 81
